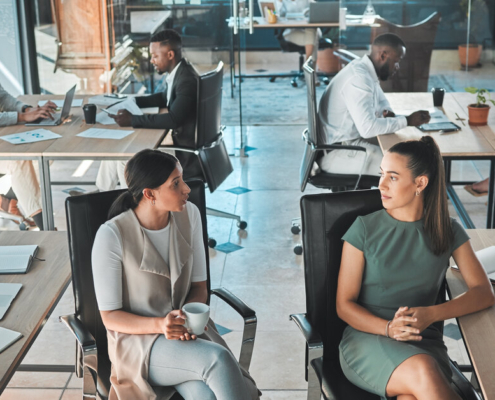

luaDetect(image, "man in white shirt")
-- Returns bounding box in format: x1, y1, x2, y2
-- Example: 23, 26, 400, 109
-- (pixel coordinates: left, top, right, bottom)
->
0, 83, 56, 229
317, 33, 431, 176
85, 30, 199, 193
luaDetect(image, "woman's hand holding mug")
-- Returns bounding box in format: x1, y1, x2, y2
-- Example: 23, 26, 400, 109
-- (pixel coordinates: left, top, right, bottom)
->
162, 310, 197, 341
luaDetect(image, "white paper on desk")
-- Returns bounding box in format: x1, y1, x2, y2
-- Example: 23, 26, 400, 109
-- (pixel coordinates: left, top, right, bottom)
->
38, 99, 83, 108
95, 99, 144, 125
428, 108, 451, 123
0, 129, 61, 145
88, 95, 125, 107
77, 128, 135, 140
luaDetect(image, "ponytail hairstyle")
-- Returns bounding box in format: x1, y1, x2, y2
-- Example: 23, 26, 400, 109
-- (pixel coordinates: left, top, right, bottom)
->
388, 136, 453, 255
108, 149, 179, 220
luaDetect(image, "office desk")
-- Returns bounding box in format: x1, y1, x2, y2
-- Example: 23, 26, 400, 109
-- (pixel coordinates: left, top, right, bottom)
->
447, 229, 495, 400
0, 95, 167, 230
0, 231, 71, 394
377, 92, 495, 229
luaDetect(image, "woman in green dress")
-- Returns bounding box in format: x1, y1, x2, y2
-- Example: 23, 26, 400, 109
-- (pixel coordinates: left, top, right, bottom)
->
336, 135, 495, 400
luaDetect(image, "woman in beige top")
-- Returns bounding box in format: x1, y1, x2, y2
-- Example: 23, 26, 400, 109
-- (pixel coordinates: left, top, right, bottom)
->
92, 149, 259, 400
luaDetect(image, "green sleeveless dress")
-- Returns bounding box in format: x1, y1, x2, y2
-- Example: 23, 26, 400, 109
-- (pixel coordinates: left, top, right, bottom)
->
339, 209, 469, 399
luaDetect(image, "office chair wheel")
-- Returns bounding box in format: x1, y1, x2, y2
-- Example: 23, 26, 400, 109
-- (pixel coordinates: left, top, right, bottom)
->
208, 238, 217, 248
322, 77, 330, 85
237, 220, 248, 230
291, 225, 301, 235
291, 79, 298, 88
294, 244, 303, 255
19, 222, 28, 231
269, 77, 276, 83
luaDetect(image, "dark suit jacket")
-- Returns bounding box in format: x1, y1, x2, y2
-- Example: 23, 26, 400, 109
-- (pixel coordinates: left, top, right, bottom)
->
131, 59, 201, 179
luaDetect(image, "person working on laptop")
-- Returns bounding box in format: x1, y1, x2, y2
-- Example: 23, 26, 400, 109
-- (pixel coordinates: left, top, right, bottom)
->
280, 0, 321, 80
317, 33, 431, 177
82, 29, 199, 194
0, 82, 56, 229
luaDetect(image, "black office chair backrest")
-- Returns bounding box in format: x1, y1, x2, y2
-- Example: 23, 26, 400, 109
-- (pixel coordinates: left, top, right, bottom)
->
194, 61, 234, 193
300, 189, 383, 366
300, 57, 319, 192
65, 179, 210, 398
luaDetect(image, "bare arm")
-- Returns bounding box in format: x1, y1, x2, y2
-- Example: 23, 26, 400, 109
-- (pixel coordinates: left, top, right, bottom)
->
184, 281, 208, 305
336, 241, 417, 337
406, 241, 495, 332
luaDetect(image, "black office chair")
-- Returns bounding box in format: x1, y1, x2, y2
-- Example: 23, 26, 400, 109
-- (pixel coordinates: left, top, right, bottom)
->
291, 57, 379, 254
290, 189, 481, 400
59, 179, 257, 399
160, 61, 247, 248
274, 29, 305, 88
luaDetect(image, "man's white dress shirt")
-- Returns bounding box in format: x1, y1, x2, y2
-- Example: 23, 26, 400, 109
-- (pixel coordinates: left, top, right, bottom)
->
165, 61, 182, 107
317, 55, 408, 176
318, 55, 407, 145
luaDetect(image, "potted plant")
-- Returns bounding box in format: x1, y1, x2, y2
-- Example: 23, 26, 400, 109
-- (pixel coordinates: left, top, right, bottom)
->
458, 0, 490, 68
465, 87, 495, 125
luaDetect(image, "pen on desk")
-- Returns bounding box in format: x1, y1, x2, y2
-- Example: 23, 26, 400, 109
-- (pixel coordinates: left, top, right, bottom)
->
455, 112, 466, 126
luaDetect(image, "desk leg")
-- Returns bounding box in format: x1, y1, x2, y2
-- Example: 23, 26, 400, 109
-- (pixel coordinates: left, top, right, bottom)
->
38, 157, 55, 231
487, 159, 495, 228
230, 28, 235, 98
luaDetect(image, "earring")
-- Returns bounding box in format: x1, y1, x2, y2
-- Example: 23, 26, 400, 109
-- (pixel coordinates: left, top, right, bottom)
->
152, 200, 156, 205
416, 190, 420, 196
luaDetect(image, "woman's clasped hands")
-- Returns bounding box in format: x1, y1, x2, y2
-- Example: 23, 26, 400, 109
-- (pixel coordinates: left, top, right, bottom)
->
388, 306, 435, 342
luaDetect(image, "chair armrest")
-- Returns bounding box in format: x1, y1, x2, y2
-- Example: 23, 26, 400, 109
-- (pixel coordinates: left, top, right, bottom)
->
158, 145, 197, 154
211, 287, 256, 318
314, 144, 367, 153
333, 49, 360, 64
290, 313, 323, 399
211, 288, 257, 371
59, 314, 98, 396
60, 314, 96, 349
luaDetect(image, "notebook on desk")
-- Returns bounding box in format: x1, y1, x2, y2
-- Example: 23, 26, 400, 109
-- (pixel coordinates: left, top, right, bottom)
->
0, 327, 22, 354
452, 245, 495, 285
0, 245, 39, 274
0, 283, 22, 320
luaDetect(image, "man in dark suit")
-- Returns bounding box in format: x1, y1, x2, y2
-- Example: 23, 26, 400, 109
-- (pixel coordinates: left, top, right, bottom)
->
95, 29, 200, 191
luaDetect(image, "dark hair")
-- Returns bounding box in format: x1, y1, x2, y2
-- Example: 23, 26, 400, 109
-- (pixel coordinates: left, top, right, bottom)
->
108, 149, 178, 219
150, 29, 182, 58
372, 33, 406, 52
388, 136, 453, 255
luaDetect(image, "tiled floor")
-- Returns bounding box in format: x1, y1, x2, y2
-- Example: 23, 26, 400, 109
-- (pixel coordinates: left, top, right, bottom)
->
1, 53, 494, 398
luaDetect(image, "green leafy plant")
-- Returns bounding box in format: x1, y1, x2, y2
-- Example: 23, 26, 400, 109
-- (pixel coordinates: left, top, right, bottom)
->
465, 87, 495, 107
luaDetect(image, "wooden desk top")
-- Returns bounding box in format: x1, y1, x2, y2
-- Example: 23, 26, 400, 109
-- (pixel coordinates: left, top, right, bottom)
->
447, 229, 495, 399
0, 95, 166, 159
0, 232, 71, 393
377, 93, 495, 157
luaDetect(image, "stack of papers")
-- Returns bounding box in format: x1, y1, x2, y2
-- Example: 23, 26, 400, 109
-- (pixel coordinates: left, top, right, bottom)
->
77, 128, 135, 140
96, 99, 144, 125
38, 99, 84, 108
0, 245, 39, 274
0, 129, 61, 145
0, 327, 22, 353
87, 95, 125, 107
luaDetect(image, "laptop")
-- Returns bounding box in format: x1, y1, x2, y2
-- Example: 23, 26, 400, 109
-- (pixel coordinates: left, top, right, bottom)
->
308, 1, 339, 23
26, 85, 76, 126
0, 283, 22, 320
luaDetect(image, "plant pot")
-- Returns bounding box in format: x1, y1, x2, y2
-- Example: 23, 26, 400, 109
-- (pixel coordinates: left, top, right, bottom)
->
317, 46, 344, 74
467, 104, 490, 125
458, 44, 482, 68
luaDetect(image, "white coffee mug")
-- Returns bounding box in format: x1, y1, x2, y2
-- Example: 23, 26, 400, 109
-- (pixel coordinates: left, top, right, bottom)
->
182, 302, 210, 335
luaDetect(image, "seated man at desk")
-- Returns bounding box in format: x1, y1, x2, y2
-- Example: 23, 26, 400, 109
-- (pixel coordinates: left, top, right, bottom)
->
94, 29, 199, 192
0, 82, 56, 229
317, 33, 431, 176
280, 0, 321, 76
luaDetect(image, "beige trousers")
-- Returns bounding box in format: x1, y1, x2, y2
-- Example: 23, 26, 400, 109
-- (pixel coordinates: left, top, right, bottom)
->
0, 160, 42, 216
96, 160, 127, 191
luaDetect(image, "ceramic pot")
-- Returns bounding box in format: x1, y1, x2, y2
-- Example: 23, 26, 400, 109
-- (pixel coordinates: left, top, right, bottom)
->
317, 45, 344, 74
458, 44, 482, 68
467, 104, 490, 126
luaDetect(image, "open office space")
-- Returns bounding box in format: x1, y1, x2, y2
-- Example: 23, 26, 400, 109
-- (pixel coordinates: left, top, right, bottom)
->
0, 0, 495, 399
